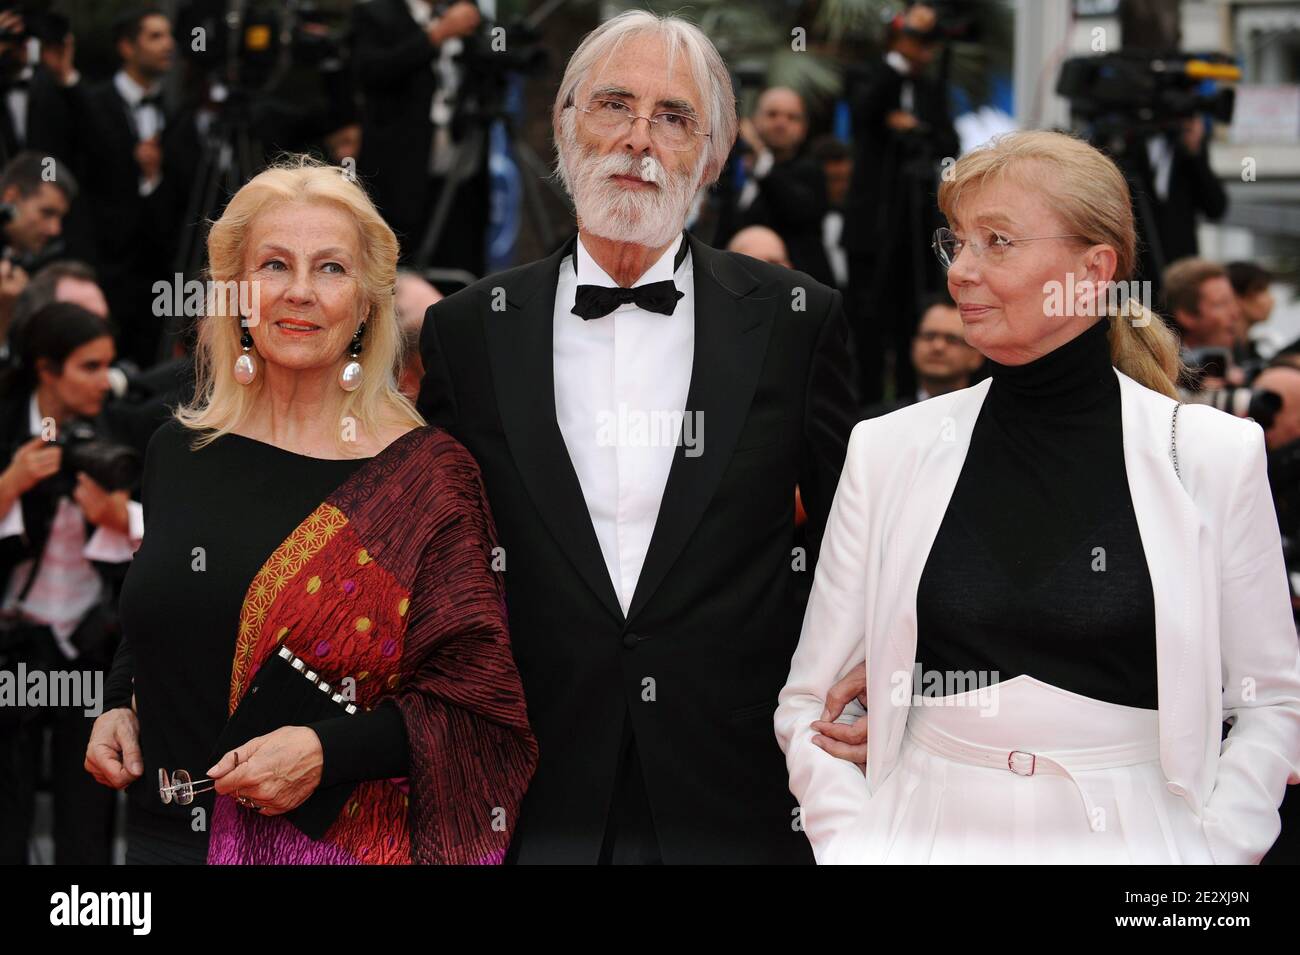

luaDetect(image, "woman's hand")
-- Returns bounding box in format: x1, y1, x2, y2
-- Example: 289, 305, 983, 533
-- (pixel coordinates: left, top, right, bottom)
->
85, 707, 143, 789
810, 664, 868, 770
73, 472, 130, 533
4, 436, 60, 496
207, 726, 324, 815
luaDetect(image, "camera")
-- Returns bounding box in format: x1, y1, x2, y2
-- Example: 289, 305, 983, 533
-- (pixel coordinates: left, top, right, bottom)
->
1056, 51, 1239, 139
0, 6, 67, 46
52, 421, 141, 492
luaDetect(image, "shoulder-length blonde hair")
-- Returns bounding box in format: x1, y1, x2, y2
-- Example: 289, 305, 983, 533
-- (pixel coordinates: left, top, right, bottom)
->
937, 130, 1182, 398
175, 154, 423, 452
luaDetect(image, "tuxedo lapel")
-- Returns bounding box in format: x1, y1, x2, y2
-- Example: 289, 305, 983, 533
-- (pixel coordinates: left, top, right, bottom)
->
97, 83, 138, 151
864, 378, 989, 787
1116, 371, 1207, 804
484, 237, 625, 622
625, 236, 776, 622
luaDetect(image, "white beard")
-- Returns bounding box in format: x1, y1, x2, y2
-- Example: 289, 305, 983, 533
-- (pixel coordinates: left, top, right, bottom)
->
560, 120, 704, 248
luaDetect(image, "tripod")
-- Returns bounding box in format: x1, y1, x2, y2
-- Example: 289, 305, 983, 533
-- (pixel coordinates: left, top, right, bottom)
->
411, 109, 570, 273
413, 0, 575, 273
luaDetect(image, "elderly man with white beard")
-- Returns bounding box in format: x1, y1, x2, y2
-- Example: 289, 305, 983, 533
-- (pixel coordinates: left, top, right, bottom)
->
417, 10, 855, 864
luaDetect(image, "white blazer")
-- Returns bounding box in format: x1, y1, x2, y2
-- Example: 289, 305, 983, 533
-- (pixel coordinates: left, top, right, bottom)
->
776, 368, 1300, 864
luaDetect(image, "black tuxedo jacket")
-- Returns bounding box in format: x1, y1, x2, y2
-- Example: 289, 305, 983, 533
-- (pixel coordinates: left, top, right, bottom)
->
352, 0, 443, 248
71, 80, 198, 276
417, 234, 855, 863
843, 59, 958, 265
0, 65, 76, 163
714, 151, 835, 287
1117, 133, 1228, 289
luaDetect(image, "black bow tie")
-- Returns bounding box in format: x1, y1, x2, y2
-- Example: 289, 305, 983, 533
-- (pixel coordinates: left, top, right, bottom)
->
572, 280, 683, 320
571, 234, 689, 320
138, 93, 163, 109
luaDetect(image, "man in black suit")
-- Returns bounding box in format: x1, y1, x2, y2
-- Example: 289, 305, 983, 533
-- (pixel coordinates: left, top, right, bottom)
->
0, 153, 77, 349
73, 7, 197, 370
844, 2, 959, 406
713, 87, 833, 287
352, 0, 484, 270
418, 11, 855, 864
0, 10, 80, 166
1117, 115, 1227, 297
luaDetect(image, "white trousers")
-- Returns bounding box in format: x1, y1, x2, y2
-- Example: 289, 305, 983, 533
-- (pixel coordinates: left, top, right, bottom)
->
856, 675, 1216, 864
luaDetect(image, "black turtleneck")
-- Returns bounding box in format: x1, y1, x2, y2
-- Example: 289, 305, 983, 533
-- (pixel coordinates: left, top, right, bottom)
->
914, 319, 1158, 709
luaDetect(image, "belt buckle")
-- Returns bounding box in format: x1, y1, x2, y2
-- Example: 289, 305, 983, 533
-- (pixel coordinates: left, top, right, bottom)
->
1007, 750, 1037, 776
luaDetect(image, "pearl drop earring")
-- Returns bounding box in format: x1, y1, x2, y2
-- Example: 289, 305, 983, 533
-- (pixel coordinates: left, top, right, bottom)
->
234, 318, 257, 385
339, 321, 364, 392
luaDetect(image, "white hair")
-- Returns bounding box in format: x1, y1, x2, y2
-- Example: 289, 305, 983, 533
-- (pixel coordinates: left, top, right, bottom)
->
551, 10, 738, 193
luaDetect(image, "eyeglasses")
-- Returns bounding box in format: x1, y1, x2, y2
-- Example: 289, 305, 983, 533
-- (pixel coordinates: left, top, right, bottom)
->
573, 99, 710, 151
932, 226, 1085, 270
159, 768, 213, 805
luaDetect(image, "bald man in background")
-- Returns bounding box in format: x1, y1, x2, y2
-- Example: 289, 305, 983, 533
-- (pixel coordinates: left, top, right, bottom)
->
713, 86, 833, 286
727, 225, 792, 269
395, 270, 442, 403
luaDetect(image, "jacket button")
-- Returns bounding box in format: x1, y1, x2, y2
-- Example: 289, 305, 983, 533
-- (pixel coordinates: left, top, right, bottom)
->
1167, 782, 1186, 797
622, 633, 639, 648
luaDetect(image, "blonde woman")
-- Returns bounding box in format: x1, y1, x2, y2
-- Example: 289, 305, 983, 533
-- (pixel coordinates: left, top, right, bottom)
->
84, 156, 536, 864
777, 130, 1300, 864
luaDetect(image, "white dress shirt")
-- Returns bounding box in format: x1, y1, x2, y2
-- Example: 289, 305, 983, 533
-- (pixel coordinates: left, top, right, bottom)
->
885, 50, 915, 113
5, 64, 31, 148
406, 0, 462, 175
822, 209, 848, 288
737, 147, 773, 212
113, 69, 164, 197
1145, 134, 1174, 203
553, 234, 694, 615
0, 395, 143, 658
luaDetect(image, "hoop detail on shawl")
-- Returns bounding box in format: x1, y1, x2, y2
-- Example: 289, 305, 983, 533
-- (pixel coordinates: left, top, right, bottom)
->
229, 502, 350, 712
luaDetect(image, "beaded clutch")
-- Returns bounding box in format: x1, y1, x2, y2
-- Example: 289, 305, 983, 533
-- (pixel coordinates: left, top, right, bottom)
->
207, 645, 358, 840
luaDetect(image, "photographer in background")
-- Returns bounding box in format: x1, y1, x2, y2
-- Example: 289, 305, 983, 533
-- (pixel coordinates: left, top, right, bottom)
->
352, 0, 483, 267
75, 7, 198, 370
0, 151, 77, 347
1163, 257, 1276, 422
1122, 113, 1227, 295
1227, 260, 1274, 367
844, 1, 959, 406
713, 87, 833, 287
0, 302, 142, 864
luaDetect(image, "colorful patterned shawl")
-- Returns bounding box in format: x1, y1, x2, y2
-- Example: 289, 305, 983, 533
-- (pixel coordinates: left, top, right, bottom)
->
206, 427, 537, 864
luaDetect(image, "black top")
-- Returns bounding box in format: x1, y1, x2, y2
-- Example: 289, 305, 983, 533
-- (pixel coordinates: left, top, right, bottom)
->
914, 319, 1159, 709
105, 420, 408, 850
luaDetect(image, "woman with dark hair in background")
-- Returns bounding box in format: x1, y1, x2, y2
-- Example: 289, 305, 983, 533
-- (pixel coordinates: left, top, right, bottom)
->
0, 301, 141, 864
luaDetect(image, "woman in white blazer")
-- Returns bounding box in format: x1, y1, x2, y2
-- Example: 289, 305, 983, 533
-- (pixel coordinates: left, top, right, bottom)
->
776, 130, 1300, 864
